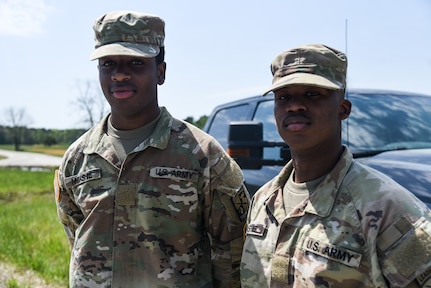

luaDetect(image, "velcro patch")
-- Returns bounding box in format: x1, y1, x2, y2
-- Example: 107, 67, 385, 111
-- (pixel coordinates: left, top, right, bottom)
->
380, 217, 431, 287
271, 254, 290, 283
387, 227, 431, 280
303, 237, 362, 268
150, 166, 199, 182
117, 184, 136, 206
377, 216, 412, 251
64, 168, 101, 188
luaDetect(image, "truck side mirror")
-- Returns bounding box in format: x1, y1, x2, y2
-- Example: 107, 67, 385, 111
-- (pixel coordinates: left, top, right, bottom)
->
227, 121, 264, 169
227, 121, 291, 169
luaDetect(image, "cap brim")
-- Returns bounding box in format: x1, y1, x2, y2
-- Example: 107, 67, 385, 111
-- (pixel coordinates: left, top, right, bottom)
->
263, 73, 343, 96
89, 42, 160, 60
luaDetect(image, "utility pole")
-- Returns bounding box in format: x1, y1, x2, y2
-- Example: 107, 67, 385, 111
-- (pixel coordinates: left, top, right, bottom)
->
345, 18, 348, 56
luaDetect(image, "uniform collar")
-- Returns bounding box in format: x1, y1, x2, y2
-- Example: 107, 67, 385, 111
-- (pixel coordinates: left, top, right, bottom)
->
83, 107, 173, 156
263, 146, 354, 222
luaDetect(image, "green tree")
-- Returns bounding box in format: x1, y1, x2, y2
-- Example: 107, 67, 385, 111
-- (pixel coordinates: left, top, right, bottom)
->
183, 115, 208, 129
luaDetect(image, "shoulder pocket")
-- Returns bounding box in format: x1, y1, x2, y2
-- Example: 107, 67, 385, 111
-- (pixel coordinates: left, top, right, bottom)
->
379, 217, 431, 287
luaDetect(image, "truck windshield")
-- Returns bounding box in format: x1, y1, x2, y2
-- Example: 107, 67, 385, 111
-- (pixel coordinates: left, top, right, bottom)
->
343, 91, 431, 151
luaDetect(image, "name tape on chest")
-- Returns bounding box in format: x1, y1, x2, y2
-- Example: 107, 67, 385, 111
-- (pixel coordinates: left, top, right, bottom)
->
416, 266, 431, 286
150, 166, 199, 182
303, 236, 362, 268
65, 168, 101, 188
246, 223, 267, 237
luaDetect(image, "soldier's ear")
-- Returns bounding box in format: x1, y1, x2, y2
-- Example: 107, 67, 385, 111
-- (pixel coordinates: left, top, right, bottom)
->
157, 62, 166, 85
339, 99, 351, 120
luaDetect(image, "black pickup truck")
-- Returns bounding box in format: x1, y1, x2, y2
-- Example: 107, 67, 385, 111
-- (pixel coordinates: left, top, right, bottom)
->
203, 89, 431, 207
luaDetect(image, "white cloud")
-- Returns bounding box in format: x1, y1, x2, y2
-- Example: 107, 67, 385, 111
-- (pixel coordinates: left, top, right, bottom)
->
0, 0, 53, 37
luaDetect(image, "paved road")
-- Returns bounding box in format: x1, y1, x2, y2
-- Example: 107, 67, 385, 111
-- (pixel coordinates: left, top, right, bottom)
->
0, 149, 62, 168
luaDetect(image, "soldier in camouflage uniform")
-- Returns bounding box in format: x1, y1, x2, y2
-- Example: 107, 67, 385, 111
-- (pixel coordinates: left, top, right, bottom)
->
54, 10, 249, 288
240, 44, 431, 287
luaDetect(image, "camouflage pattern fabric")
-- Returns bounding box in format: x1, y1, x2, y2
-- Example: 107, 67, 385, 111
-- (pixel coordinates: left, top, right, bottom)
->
55, 107, 250, 288
241, 147, 431, 287
263, 44, 347, 96
90, 11, 165, 60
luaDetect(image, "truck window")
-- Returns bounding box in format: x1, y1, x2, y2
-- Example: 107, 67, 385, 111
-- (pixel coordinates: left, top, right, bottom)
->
253, 99, 283, 160
206, 104, 249, 149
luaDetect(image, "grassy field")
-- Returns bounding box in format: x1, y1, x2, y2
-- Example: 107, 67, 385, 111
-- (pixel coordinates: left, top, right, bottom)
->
0, 144, 68, 157
0, 167, 70, 287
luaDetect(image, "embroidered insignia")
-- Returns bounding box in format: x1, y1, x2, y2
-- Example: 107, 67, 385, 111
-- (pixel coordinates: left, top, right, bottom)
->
303, 236, 362, 268
417, 266, 431, 286
246, 223, 267, 237
232, 189, 249, 221
64, 168, 101, 188
150, 166, 199, 182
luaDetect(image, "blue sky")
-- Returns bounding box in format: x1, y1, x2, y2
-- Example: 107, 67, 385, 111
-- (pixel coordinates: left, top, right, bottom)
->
1, 0, 430, 129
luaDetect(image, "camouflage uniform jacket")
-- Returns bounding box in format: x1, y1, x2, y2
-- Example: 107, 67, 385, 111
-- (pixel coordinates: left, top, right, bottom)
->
55, 107, 249, 288
241, 147, 431, 287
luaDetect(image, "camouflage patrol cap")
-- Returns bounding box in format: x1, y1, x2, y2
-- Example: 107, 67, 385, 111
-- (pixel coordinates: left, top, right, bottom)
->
90, 11, 165, 60
263, 44, 347, 95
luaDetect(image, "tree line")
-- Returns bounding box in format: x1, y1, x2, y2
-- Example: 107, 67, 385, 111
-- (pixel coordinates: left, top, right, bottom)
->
0, 114, 208, 151
2, 80, 208, 151
0, 125, 87, 149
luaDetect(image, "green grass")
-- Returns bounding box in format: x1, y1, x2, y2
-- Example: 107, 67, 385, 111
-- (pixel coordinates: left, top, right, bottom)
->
6, 279, 19, 288
0, 168, 69, 287
0, 144, 67, 157
0, 167, 57, 194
